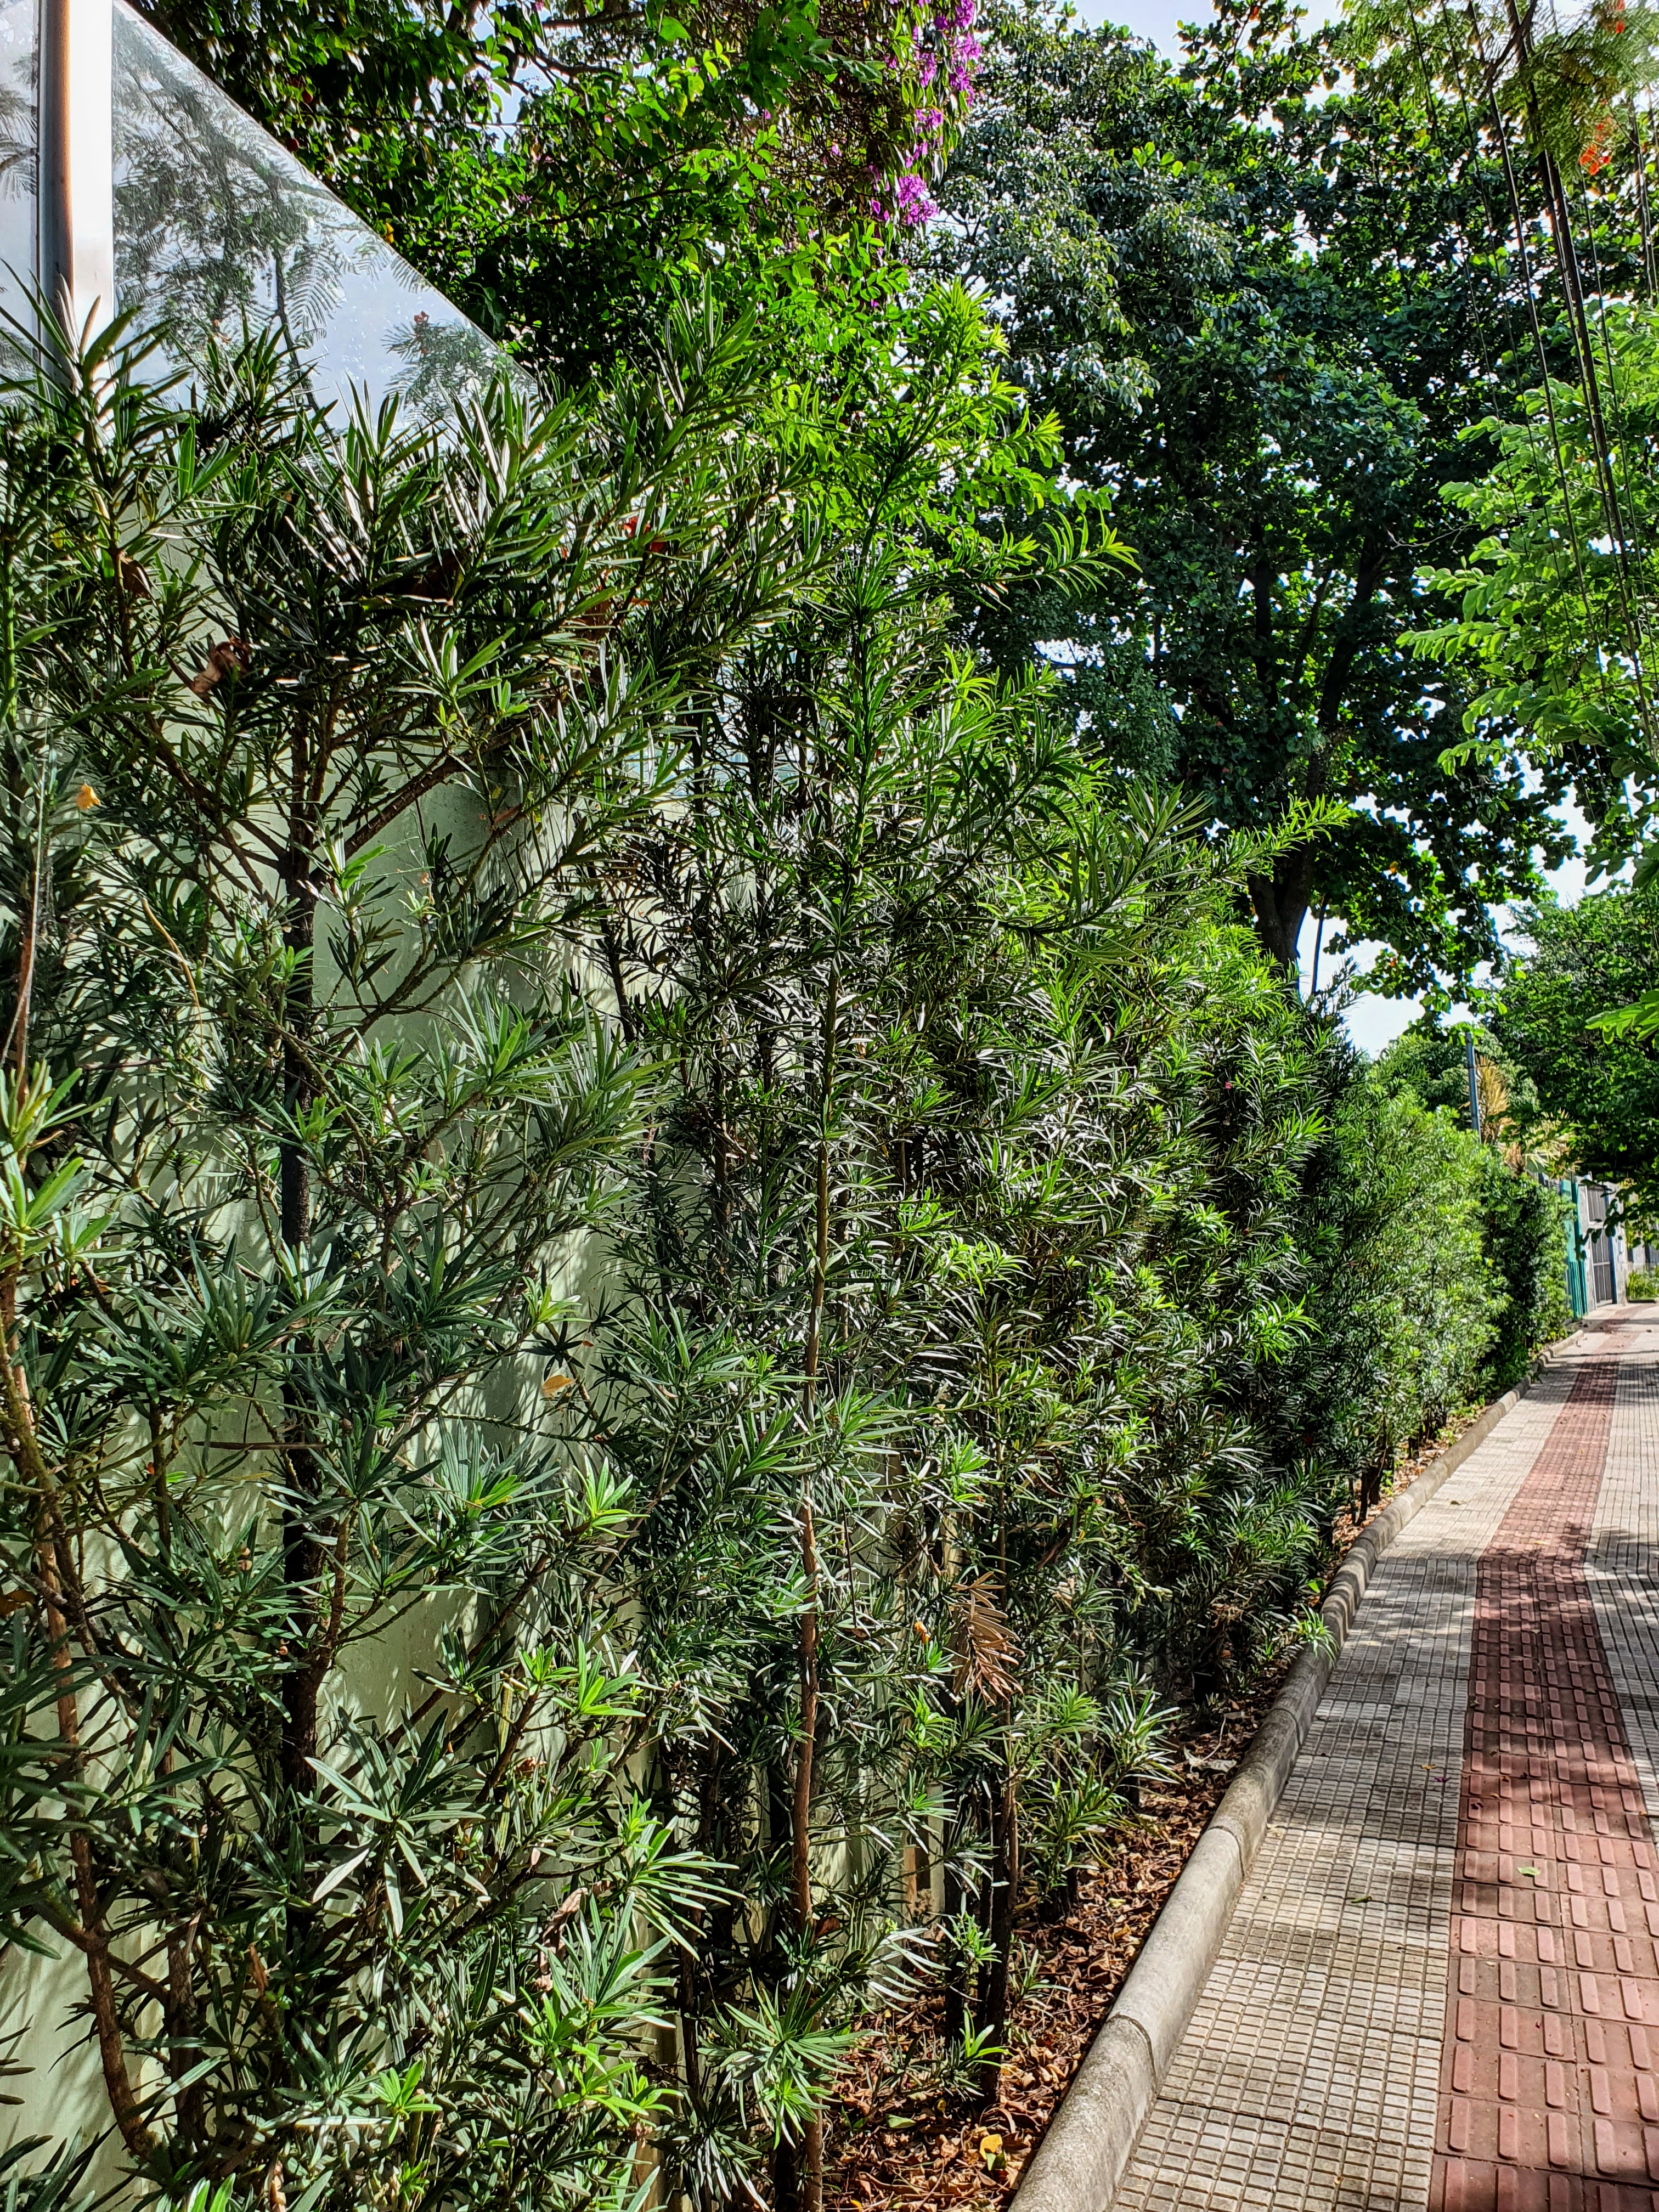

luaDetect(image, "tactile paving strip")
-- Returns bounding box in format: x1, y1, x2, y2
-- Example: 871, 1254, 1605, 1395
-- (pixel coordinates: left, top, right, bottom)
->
1431, 1351, 1659, 2212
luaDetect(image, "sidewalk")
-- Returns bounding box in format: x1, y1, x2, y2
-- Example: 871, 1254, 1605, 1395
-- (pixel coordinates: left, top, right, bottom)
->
1114, 1318, 1659, 2212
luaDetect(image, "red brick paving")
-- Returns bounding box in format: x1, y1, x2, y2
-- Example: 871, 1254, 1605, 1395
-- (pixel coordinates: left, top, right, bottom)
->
1433, 1349, 1659, 2212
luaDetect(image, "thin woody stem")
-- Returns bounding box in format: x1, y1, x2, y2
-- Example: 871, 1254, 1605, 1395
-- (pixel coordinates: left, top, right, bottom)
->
0, 1266, 155, 2160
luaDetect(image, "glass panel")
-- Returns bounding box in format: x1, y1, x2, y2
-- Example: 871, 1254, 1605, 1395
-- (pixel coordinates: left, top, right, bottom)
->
112, 0, 500, 420
0, 0, 35, 351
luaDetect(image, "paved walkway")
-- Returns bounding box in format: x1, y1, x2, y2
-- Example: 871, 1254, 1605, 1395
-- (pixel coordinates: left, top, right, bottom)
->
1115, 1317, 1659, 2212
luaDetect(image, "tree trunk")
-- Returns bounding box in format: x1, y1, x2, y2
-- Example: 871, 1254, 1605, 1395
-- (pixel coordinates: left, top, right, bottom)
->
0, 868, 154, 2160
1246, 855, 1314, 975
789, 967, 837, 2212
772, 2134, 802, 2212
1245, 548, 1378, 979
1, 1274, 155, 2159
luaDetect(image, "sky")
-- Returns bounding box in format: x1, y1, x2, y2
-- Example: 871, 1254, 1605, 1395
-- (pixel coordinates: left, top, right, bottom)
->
1072, 0, 1341, 50
1074, 0, 1206, 44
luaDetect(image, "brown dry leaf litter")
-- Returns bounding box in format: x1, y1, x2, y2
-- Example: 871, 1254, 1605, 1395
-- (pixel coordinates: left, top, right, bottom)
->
823, 1404, 1487, 2212
821, 1688, 1280, 2212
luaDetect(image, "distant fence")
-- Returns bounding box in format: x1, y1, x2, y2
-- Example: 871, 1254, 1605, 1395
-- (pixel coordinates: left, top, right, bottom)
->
1549, 1176, 1626, 1317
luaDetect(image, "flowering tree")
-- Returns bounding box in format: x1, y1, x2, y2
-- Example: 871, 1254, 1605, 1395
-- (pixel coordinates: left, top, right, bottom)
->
876, 0, 980, 227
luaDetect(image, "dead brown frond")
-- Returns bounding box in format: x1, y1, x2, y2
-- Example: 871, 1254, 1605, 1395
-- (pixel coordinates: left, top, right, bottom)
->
951, 1572, 1022, 1703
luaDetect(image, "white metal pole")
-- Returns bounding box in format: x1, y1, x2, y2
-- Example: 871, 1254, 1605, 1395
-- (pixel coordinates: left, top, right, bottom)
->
39, 0, 114, 346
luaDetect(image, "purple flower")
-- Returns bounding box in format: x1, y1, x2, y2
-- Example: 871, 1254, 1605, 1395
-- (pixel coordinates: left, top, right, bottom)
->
894, 170, 937, 224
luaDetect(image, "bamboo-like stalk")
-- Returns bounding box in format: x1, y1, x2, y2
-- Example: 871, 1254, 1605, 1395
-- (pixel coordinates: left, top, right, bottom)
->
793, 960, 838, 2212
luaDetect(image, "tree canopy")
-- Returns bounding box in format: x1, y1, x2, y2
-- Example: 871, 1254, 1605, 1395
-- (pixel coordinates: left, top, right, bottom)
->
924, 0, 1581, 994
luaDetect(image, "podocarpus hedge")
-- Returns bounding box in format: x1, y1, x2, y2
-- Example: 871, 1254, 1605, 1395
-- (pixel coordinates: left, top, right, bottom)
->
0, 301, 1566, 2212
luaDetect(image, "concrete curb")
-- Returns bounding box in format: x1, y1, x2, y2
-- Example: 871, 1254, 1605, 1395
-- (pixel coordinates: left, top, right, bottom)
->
1009, 1333, 1584, 2212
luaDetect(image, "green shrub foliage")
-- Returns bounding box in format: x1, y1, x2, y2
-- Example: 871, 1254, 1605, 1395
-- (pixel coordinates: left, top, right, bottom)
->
1371, 1022, 1575, 1393
1283, 1048, 1571, 1508
0, 314, 809, 2210
1475, 1155, 1574, 1393
1290, 1085, 1497, 1496
0, 304, 1568, 2211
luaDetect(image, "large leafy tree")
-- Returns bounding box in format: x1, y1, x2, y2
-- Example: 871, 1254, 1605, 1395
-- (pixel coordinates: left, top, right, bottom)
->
1381, 0, 1659, 896
926, 0, 1577, 992
1415, 309, 1659, 883
1494, 886, 1659, 1221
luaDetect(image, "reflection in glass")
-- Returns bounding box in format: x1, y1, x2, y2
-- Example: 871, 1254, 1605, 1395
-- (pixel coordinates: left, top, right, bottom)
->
112, 0, 499, 420
0, 0, 34, 346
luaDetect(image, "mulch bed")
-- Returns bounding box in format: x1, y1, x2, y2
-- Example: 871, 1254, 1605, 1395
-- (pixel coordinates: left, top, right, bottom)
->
822, 1404, 1487, 2212
822, 1689, 1282, 2212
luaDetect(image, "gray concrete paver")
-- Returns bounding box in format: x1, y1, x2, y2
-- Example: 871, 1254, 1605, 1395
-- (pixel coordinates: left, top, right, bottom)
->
1590, 1327, 1659, 1832
1115, 1345, 1601, 2212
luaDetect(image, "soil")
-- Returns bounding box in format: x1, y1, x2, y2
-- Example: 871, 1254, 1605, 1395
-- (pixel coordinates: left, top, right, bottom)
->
821, 1405, 1488, 2212
821, 1688, 1283, 2212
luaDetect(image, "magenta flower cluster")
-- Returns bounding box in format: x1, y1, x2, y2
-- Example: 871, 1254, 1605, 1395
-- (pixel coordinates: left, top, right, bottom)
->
870, 0, 978, 228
